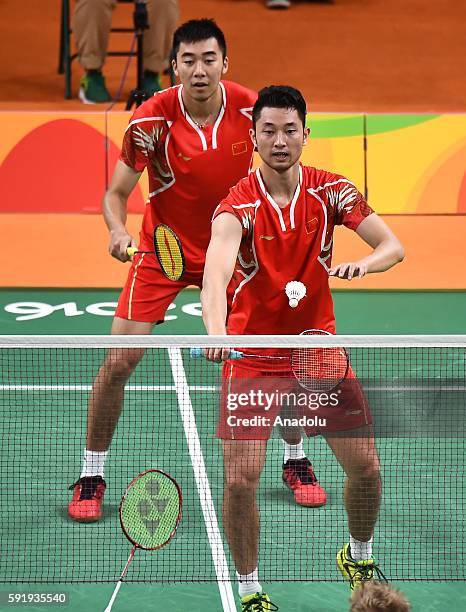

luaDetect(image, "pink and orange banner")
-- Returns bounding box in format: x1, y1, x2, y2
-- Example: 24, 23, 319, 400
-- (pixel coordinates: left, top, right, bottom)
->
1, 111, 465, 288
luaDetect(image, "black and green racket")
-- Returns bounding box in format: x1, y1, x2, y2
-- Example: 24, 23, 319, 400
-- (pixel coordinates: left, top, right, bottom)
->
104, 469, 182, 612
127, 224, 185, 281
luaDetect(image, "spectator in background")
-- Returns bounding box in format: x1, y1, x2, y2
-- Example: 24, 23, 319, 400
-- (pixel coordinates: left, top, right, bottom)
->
73, 0, 179, 103
266, 0, 290, 8
350, 581, 411, 612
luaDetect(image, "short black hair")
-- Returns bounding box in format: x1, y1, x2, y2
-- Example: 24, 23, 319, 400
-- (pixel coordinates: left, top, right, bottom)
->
252, 85, 307, 130
172, 19, 227, 61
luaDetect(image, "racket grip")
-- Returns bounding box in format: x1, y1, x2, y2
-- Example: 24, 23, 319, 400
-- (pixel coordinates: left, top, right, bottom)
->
104, 580, 122, 612
126, 247, 138, 257
189, 348, 243, 360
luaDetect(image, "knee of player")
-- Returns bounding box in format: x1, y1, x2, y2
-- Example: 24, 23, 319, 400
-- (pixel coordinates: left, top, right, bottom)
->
347, 457, 381, 481
358, 459, 381, 482
106, 353, 142, 381
225, 471, 260, 495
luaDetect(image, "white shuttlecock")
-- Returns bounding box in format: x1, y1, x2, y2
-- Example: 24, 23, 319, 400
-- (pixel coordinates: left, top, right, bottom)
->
285, 281, 306, 308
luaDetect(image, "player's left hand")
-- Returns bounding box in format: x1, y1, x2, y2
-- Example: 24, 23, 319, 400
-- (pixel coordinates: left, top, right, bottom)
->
204, 348, 235, 363
329, 261, 368, 280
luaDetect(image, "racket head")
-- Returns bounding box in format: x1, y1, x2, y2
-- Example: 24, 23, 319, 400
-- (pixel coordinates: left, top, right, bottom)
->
119, 469, 182, 551
153, 224, 185, 281
291, 329, 349, 392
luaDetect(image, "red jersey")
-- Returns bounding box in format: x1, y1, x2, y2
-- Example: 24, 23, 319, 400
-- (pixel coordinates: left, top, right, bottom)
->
120, 81, 256, 276
213, 165, 374, 336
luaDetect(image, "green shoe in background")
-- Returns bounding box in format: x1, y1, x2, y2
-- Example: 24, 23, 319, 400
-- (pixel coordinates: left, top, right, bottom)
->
79, 70, 112, 104
142, 70, 162, 97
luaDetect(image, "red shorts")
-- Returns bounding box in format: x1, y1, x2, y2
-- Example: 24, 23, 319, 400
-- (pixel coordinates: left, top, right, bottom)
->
115, 252, 203, 323
217, 361, 372, 440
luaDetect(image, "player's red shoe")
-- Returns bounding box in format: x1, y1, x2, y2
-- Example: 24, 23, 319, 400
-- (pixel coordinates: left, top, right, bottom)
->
68, 476, 106, 522
282, 458, 327, 507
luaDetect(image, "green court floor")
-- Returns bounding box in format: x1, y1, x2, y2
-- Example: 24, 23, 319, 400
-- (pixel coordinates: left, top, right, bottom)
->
1, 288, 465, 335
0, 289, 465, 611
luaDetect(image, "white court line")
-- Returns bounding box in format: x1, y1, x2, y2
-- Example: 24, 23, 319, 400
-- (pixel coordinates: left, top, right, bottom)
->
0, 385, 464, 392
167, 348, 236, 612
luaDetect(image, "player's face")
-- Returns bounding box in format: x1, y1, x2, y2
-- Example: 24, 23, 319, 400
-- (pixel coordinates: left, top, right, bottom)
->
173, 38, 228, 102
251, 107, 309, 172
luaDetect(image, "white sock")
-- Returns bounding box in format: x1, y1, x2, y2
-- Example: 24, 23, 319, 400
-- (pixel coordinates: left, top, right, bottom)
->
80, 449, 108, 478
283, 439, 305, 463
349, 535, 373, 561
236, 569, 262, 598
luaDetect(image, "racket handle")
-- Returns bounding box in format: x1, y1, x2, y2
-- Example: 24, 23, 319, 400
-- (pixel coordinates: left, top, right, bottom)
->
103, 580, 122, 612
189, 348, 243, 360
126, 247, 138, 257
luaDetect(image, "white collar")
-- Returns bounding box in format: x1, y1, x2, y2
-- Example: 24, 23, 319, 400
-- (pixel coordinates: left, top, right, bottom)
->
177, 82, 226, 151
255, 165, 303, 231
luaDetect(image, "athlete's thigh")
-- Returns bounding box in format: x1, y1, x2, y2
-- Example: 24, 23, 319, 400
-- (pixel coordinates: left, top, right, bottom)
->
324, 425, 380, 477
222, 439, 268, 483
218, 362, 294, 441
101, 318, 153, 369
115, 252, 187, 324
111, 317, 153, 335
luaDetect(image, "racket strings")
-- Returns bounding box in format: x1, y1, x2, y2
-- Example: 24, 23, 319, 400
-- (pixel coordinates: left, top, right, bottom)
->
154, 225, 184, 281
162, 232, 177, 278
292, 347, 349, 391
120, 472, 181, 551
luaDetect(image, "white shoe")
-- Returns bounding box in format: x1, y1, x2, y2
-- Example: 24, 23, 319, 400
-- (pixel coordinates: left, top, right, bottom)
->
266, 0, 291, 8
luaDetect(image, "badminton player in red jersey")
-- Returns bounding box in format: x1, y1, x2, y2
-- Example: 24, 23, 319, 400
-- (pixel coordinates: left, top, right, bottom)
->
201, 86, 404, 609
68, 21, 320, 523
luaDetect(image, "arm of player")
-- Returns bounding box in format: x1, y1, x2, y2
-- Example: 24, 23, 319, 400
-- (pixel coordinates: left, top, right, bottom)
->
329, 214, 405, 280
201, 213, 243, 362
103, 160, 142, 262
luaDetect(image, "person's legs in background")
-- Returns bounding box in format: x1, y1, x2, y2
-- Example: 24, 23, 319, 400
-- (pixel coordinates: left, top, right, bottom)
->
73, 0, 115, 103
143, 0, 179, 96
73, 0, 179, 103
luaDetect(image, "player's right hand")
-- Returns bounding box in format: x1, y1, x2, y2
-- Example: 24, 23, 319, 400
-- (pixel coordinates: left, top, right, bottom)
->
204, 348, 234, 363
109, 230, 136, 262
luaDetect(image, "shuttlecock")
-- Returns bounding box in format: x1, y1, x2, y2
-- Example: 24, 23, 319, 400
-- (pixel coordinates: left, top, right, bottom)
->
285, 281, 306, 308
